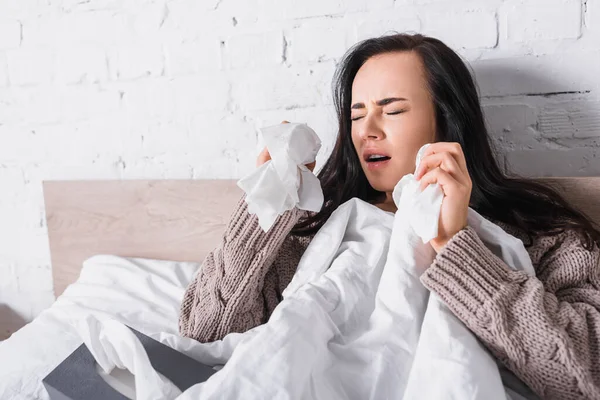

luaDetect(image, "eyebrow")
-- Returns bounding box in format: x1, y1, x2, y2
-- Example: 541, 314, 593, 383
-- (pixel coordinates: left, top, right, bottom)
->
351, 97, 409, 109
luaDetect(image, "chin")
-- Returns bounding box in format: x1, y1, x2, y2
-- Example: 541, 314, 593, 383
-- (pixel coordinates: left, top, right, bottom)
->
362, 164, 408, 194
366, 179, 394, 194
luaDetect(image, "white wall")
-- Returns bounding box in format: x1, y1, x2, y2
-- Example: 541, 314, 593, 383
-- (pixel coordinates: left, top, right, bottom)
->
1, 0, 599, 339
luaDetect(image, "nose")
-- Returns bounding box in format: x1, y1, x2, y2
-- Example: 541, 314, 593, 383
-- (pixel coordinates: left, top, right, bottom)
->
357, 114, 385, 141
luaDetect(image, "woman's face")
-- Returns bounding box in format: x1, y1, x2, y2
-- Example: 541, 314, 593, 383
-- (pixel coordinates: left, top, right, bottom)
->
351, 51, 437, 194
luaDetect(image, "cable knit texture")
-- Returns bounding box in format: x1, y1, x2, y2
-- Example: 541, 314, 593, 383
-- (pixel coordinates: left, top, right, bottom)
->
421, 222, 600, 400
179, 199, 600, 399
178, 194, 312, 342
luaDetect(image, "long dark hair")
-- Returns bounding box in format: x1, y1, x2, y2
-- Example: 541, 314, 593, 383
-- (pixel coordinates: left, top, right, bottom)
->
292, 33, 600, 250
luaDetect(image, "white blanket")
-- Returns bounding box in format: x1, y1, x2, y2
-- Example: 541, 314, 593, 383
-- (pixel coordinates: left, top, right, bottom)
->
1, 201, 538, 400
168, 196, 537, 399
0, 256, 202, 400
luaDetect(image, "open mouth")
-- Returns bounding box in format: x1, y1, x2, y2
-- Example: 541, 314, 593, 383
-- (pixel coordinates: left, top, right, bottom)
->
365, 155, 392, 163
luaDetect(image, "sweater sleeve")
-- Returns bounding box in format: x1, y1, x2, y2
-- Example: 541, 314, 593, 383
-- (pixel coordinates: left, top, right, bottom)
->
420, 226, 600, 400
178, 194, 305, 343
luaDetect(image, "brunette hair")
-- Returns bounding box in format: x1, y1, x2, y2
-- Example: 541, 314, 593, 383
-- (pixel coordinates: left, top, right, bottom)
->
292, 33, 600, 250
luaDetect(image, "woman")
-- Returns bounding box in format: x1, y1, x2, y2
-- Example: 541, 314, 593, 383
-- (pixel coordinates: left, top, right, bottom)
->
179, 33, 600, 399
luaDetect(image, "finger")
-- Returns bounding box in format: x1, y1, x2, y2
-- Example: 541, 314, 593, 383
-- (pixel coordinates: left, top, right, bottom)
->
415, 152, 465, 185
256, 147, 271, 167
420, 142, 468, 176
281, 120, 290, 124
418, 167, 461, 195
306, 161, 316, 172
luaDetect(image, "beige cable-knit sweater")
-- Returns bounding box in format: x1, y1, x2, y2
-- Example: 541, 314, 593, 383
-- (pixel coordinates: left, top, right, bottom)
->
179, 194, 600, 400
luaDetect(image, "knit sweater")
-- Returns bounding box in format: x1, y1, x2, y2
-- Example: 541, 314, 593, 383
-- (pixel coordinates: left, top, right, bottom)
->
179, 194, 600, 400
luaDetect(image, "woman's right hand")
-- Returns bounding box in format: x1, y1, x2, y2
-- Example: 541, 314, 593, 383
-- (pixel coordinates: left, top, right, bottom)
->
256, 121, 316, 172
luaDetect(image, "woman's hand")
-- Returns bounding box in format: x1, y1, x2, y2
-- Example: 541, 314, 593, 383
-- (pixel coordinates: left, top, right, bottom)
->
414, 142, 472, 253
256, 120, 316, 172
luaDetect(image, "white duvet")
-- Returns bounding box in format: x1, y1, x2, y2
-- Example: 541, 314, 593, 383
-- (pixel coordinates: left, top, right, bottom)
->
0, 256, 202, 400
0, 198, 538, 400
172, 197, 538, 400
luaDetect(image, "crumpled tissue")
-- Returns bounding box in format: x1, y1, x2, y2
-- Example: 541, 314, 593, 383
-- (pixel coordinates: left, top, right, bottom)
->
392, 143, 444, 243
237, 122, 324, 232
73, 315, 182, 400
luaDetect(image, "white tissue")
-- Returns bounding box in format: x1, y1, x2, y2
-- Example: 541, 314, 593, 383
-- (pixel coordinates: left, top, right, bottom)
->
392, 143, 444, 243
237, 122, 324, 232
73, 315, 182, 400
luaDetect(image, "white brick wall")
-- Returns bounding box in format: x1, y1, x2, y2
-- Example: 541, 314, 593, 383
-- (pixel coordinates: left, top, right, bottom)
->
423, 8, 499, 50
1, 0, 599, 339
0, 19, 21, 49
506, 0, 582, 42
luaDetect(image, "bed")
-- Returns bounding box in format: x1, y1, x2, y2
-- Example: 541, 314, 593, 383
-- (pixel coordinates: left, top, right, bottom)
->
43, 179, 243, 297
0, 178, 598, 400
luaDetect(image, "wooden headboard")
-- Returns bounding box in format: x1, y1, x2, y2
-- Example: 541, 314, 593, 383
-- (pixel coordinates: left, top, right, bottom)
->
43, 178, 600, 298
43, 180, 243, 297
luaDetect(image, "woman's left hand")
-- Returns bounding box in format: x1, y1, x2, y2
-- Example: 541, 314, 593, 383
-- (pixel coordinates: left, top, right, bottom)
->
414, 142, 473, 254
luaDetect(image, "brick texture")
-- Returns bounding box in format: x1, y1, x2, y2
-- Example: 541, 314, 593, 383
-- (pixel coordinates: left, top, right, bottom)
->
0, 0, 597, 339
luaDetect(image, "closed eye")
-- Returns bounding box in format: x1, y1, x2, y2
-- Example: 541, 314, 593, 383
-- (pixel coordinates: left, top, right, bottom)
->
351, 110, 406, 121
